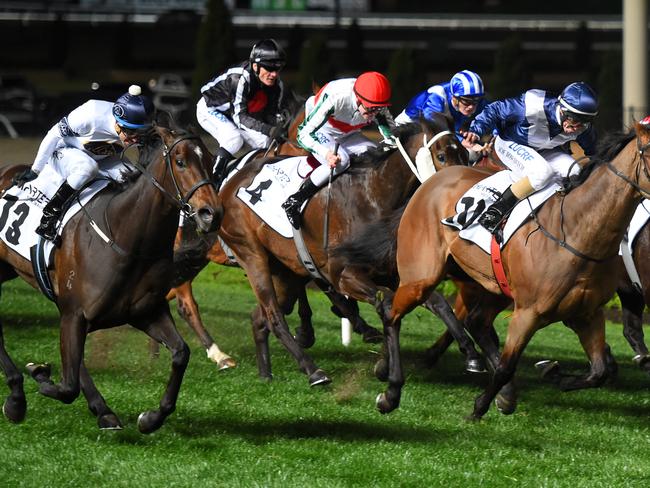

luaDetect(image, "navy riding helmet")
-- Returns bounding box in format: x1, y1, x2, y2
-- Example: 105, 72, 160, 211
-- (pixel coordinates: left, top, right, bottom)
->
113, 85, 154, 130
558, 82, 599, 123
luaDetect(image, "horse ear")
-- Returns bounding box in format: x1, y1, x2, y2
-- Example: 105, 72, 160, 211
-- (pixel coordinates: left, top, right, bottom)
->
311, 80, 322, 96
154, 110, 174, 130
636, 117, 650, 147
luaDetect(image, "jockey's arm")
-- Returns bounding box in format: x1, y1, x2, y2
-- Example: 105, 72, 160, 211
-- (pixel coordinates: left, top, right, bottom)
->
32, 124, 63, 174
231, 77, 273, 136
297, 95, 335, 160
421, 92, 446, 121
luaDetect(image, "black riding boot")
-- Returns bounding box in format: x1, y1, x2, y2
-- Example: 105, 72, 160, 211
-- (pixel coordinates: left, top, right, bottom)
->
36, 182, 75, 242
212, 147, 234, 188
281, 179, 320, 229
478, 186, 519, 234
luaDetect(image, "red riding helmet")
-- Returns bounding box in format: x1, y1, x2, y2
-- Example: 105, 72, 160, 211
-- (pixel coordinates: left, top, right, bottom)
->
353, 72, 392, 107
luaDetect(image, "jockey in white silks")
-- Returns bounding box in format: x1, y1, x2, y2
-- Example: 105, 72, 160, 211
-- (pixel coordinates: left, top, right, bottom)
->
196, 39, 288, 187
463, 81, 599, 234
15, 84, 154, 242
281, 71, 395, 229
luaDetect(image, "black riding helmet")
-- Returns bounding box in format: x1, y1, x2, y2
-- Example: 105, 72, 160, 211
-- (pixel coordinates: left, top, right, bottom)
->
249, 39, 286, 74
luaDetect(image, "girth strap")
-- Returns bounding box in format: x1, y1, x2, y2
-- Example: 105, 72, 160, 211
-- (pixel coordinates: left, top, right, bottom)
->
490, 236, 513, 299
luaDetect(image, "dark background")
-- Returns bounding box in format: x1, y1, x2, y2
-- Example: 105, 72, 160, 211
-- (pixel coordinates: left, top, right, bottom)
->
0, 1, 631, 136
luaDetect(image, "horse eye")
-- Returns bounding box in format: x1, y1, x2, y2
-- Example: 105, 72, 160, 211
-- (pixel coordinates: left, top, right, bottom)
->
437, 153, 446, 164
175, 158, 186, 168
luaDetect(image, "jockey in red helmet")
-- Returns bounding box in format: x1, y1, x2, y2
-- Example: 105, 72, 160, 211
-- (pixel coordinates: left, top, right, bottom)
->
281, 71, 395, 229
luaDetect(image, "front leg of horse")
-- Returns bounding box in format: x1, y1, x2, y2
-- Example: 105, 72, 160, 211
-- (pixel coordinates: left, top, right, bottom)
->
294, 288, 315, 349
251, 305, 273, 381
173, 281, 236, 370
134, 309, 190, 434
619, 287, 650, 373
0, 322, 27, 423
325, 291, 382, 344
79, 361, 122, 430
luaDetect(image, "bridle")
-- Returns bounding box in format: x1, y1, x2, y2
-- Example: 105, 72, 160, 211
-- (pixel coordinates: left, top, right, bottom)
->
128, 134, 217, 219
605, 135, 650, 199
395, 128, 456, 182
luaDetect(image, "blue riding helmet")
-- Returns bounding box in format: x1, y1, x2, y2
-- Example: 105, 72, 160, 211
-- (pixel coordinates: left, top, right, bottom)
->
558, 82, 598, 122
450, 70, 484, 98
112, 85, 154, 130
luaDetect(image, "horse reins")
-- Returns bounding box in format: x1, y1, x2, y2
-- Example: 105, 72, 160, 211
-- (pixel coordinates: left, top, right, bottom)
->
605, 136, 650, 199
128, 134, 216, 219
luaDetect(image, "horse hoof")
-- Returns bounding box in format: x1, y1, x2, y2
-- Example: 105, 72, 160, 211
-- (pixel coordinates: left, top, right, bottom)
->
495, 394, 517, 415
137, 411, 164, 434
308, 369, 331, 387
466, 358, 487, 374
464, 413, 482, 423
98, 413, 123, 430
362, 329, 383, 344
534, 360, 560, 380
25, 362, 51, 380
3, 396, 27, 423
218, 357, 237, 371
375, 392, 395, 414
294, 330, 316, 349
373, 359, 388, 382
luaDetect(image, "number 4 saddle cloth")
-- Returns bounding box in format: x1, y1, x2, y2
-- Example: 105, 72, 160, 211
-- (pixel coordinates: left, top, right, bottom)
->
442, 170, 560, 254
236, 155, 319, 238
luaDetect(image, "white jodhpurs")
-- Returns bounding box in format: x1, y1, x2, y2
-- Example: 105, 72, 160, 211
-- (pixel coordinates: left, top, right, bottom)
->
49, 147, 99, 190
196, 98, 270, 155
494, 136, 581, 191
307, 130, 378, 187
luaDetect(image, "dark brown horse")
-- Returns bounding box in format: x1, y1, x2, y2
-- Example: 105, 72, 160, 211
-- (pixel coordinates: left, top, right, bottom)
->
0, 124, 222, 432
213, 114, 473, 386
370, 122, 650, 418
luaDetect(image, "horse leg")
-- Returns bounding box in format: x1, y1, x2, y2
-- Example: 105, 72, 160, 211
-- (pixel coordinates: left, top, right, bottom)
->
132, 306, 190, 434
421, 291, 486, 373
171, 280, 236, 370
423, 290, 467, 367
470, 308, 539, 420
618, 286, 650, 372
27, 311, 85, 404
251, 304, 273, 381
79, 360, 123, 430
0, 312, 26, 423
294, 286, 315, 349
324, 290, 382, 344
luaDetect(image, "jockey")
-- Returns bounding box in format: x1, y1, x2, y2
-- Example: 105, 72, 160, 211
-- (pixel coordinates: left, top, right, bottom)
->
17, 84, 154, 243
463, 81, 599, 234
196, 39, 288, 187
395, 70, 487, 150
281, 71, 395, 229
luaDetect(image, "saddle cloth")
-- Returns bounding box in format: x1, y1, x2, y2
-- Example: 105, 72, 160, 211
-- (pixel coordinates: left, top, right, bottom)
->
236, 156, 317, 238
442, 170, 561, 254
0, 159, 128, 263
621, 199, 650, 255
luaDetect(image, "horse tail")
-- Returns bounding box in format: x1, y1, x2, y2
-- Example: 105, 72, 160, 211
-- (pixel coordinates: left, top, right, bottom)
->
330, 205, 406, 283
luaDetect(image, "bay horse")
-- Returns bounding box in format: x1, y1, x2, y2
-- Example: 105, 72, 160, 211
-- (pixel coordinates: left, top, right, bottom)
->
371, 121, 650, 418
0, 124, 222, 432
215, 114, 475, 386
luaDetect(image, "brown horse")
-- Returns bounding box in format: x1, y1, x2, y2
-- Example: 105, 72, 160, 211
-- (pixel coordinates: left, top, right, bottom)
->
372, 122, 650, 418
0, 124, 221, 432
214, 114, 473, 386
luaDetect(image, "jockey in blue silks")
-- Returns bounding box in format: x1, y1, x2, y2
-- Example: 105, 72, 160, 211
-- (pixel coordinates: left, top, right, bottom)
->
463, 81, 599, 234
395, 70, 487, 140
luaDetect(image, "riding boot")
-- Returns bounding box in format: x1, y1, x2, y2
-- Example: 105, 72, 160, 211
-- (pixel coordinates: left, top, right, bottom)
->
36, 182, 76, 242
478, 186, 519, 234
212, 147, 234, 188
281, 178, 320, 229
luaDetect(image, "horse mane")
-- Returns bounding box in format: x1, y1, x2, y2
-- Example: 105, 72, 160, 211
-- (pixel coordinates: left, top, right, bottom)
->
571, 128, 636, 185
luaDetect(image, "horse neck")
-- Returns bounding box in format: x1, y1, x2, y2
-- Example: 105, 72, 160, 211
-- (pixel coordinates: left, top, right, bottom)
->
375, 149, 420, 204
561, 142, 644, 258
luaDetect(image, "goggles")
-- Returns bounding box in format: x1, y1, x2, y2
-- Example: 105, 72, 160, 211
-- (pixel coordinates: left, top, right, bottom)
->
360, 103, 383, 115
457, 96, 482, 107
561, 109, 595, 125
116, 124, 149, 138
258, 62, 285, 73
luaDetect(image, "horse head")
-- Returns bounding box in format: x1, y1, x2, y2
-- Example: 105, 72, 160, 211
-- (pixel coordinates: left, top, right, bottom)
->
151, 124, 223, 233
636, 116, 650, 183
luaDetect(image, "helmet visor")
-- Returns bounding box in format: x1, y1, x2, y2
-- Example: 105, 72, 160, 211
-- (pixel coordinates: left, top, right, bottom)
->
258, 61, 285, 72
561, 109, 595, 125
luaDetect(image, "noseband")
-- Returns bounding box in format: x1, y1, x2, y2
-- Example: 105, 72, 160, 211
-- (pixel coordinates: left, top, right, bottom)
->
130, 134, 217, 218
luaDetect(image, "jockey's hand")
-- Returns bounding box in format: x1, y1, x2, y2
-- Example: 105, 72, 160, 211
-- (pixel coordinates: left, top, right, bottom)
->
461, 130, 481, 145
12, 168, 38, 187
461, 138, 487, 154
326, 150, 341, 169
268, 125, 285, 144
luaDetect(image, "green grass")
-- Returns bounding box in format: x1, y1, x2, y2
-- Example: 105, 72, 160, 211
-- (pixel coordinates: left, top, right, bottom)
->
1, 264, 650, 487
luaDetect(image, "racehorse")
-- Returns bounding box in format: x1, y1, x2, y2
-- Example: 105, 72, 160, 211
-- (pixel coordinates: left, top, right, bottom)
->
215, 114, 474, 386
370, 121, 650, 418
0, 123, 222, 432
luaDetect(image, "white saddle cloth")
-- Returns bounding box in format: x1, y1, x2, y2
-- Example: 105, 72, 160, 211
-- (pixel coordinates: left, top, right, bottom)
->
236, 156, 316, 238
442, 170, 561, 254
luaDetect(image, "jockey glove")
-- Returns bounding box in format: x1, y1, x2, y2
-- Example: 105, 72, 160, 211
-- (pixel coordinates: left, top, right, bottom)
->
268, 124, 286, 143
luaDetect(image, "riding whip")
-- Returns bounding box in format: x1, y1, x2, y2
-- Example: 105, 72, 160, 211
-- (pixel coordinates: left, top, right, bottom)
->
322, 143, 339, 250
